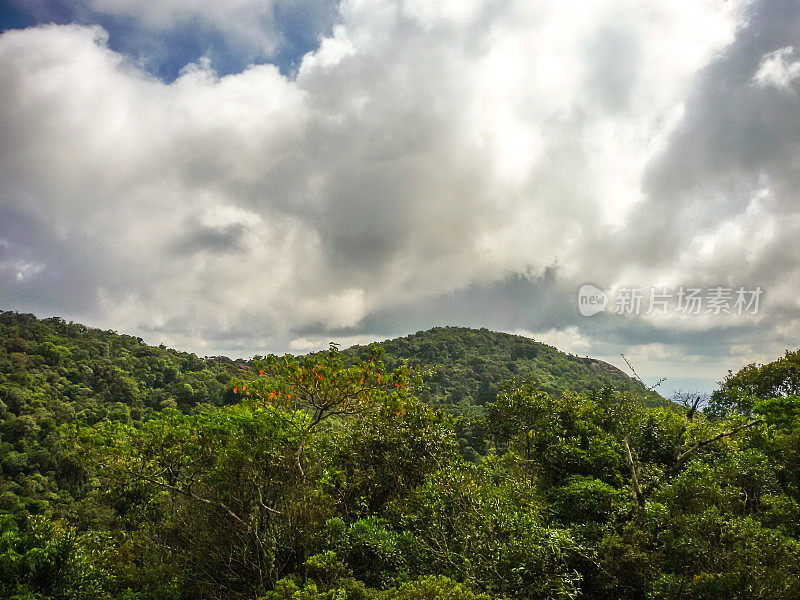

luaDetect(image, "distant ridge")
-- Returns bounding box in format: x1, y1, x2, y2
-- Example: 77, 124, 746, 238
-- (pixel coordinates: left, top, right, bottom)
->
0, 311, 663, 427
338, 326, 665, 412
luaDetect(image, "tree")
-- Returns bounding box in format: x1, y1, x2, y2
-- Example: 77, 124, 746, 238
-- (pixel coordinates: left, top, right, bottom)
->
709, 349, 800, 417
73, 343, 417, 597
622, 396, 761, 521
231, 343, 414, 477
76, 405, 315, 596
0, 513, 112, 599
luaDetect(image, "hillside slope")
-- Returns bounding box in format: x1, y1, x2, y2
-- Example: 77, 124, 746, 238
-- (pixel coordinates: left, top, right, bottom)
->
0, 311, 246, 515
0, 311, 243, 421
341, 326, 660, 412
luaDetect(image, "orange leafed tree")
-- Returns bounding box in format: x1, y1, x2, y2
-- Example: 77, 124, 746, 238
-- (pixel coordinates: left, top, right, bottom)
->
230, 343, 415, 473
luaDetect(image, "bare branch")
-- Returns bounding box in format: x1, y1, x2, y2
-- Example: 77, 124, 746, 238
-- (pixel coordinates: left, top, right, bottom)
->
622, 435, 645, 512
624, 418, 764, 513
136, 473, 284, 523
621, 353, 666, 394
673, 418, 762, 468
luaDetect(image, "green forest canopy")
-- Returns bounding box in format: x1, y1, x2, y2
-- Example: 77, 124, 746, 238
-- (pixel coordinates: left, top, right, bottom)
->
1, 310, 799, 599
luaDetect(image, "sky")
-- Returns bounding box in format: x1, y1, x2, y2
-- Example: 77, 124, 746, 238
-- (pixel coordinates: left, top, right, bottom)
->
1, 0, 800, 396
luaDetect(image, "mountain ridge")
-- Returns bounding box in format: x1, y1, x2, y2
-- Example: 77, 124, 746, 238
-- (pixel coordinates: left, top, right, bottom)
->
337, 325, 662, 411
0, 311, 659, 424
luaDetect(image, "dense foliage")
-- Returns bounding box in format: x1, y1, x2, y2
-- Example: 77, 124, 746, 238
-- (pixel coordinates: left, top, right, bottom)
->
0, 311, 250, 521
2, 312, 799, 599
710, 348, 800, 417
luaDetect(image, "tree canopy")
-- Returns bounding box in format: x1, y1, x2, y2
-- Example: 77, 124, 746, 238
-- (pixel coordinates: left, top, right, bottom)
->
2, 311, 799, 599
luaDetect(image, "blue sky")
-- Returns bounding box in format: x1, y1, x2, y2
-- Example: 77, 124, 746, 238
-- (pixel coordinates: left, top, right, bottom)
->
2, 0, 800, 396
0, 0, 339, 80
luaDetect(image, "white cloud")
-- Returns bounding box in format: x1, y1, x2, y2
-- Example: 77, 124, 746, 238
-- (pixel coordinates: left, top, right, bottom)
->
515, 327, 593, 357
4, 0, 789, 385
753, 46, 800, 89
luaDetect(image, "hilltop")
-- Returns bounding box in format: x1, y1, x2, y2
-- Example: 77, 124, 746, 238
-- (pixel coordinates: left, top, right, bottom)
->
340, 326, 660, 412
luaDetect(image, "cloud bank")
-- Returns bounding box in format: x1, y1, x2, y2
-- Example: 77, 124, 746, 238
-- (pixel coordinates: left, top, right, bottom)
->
2, 0, 799, 391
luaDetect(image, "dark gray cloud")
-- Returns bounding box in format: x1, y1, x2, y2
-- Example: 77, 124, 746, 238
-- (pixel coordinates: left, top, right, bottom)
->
170, 221, 249, 255
296, 268, 569, 338
617, 0, 800, 270
0, 204, 105, 316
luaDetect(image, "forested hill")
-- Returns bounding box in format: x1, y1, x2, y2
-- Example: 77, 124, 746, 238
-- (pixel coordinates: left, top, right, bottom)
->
0, 311, 244, 425
0, 313, 657, 426
340, 327, 658, 411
